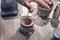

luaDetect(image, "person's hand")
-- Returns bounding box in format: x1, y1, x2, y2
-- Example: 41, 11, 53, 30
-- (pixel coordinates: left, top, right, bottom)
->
18, 0, 52, 13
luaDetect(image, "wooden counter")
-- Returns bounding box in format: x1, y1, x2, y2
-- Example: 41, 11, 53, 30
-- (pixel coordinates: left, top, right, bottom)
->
0, 0, 60, 40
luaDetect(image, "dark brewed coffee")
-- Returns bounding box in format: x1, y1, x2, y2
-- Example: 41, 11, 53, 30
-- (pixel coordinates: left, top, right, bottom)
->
23, 18, 32, 25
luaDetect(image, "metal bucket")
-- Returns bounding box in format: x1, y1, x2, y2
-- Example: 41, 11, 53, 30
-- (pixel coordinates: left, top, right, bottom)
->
20, 16, 34, 38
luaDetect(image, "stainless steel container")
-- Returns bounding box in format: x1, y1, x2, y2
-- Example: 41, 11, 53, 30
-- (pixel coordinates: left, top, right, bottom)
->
52, 2, 60, 19
20, 16, 34, 38
51, 2, 60, 27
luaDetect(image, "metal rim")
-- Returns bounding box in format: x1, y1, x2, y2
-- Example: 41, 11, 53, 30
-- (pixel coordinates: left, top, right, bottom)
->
20, 16, 34, 27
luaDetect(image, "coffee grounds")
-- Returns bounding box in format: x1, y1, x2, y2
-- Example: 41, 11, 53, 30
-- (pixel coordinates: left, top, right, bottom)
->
23, 18, 32, 25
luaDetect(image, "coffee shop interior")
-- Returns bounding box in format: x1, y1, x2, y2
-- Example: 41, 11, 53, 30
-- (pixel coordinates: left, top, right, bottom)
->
0, 0, 60, 40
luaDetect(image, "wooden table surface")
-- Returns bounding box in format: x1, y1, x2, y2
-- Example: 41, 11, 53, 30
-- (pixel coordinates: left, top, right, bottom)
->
0, 0, 60, 40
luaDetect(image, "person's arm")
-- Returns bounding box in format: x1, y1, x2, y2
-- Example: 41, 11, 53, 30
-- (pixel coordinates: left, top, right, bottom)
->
17, 0, 52, 13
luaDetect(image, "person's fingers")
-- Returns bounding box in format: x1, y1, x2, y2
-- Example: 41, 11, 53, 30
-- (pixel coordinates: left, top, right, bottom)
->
34, 0, 50, 8
24, 1, 35, 13
30, 6, 35, 13
43, 0, 51, 5
28, 0, 33, 3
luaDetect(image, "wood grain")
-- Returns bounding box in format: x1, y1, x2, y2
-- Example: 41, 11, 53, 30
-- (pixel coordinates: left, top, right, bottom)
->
0, 1, 60, 40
